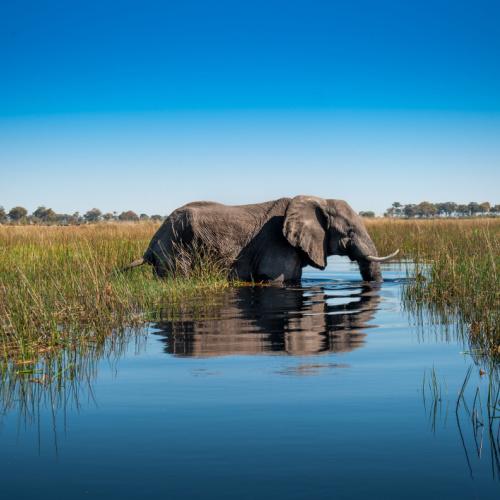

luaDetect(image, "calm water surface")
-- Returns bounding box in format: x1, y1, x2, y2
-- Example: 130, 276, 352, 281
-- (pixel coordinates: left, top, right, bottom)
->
1, 258, 498, 499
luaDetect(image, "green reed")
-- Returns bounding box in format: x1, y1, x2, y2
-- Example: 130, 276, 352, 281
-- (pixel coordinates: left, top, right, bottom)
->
367, 218, 500, 361
420, 364, 500, 477
1, 218, 499, 364
0, 223, 230, 361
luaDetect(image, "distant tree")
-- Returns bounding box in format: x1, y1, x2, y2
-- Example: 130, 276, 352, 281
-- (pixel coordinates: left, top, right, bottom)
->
479, 202, 491, 215
8, 206, 28, 222
56, 213, 71, 225
139, 213, 150, 221
150, 214, 164, 221
491, 204, 500, 215
392, 202, 403, 217
70, 212, 82, 224
359, 211, 375, 218
403, 204, 418, 218
84, 208, 102, 223
32, 206, 57, 223
435, 202, 457, 217
456, 204, 468, 217
33, 206, 48, 219
118, 210, 139, 221
468, 202, 480, 216
102, 212, 114, 221
416, 201, 437, 218
0, 206, 6, 223
434, 202, 446, 217
442, 202, 457, 217
44, 208, 57, 223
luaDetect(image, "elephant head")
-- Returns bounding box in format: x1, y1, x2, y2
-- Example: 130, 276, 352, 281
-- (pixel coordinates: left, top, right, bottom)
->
283, 196, 398, 282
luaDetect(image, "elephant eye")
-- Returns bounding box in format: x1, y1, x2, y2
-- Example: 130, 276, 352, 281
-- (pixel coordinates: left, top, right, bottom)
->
347, 229, 355, 238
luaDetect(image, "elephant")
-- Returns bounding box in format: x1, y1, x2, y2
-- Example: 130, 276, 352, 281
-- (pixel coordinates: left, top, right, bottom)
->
126, 196, 398, 283
152, 284, 381, 357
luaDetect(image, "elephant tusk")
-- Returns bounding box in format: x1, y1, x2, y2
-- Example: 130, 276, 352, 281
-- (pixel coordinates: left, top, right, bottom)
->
365, 249, 399, 262
122, 257, 145, 271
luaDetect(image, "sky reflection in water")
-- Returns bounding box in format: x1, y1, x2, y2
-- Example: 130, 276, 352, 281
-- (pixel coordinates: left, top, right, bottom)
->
0, 258, 498, 499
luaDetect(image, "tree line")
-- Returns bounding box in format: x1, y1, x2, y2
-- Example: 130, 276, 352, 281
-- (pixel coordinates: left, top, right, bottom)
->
381, 201, 499, 218
1, 201, 499, 225
0, 206, 166, 225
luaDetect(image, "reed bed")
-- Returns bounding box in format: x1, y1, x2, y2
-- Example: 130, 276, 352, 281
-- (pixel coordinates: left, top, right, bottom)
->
0, 218, 498, 363
0, 222, 229, 361
366, 218, 500, 361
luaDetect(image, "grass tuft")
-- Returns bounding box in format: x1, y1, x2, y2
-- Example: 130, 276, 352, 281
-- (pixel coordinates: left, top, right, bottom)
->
0, 223, 230, 361
366, 218, 500, 361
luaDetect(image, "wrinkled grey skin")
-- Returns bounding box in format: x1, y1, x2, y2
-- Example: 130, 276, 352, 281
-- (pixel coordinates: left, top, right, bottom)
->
143, 196, 383, 283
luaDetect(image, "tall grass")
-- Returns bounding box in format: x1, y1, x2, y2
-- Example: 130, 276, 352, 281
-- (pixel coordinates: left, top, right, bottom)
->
366, 218, 500, 360
0, 223, 229, 360
1, 218, 498, 363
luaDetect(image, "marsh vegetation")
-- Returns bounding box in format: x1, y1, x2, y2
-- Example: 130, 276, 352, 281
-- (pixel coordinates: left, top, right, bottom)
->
366, 218, 499, 361
0, 223, 229, 361
0, 218, 498, 365
1, 238, 499, 493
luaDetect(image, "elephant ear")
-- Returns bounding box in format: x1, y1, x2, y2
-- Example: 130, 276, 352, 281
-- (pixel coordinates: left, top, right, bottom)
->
283, 196, 329, 269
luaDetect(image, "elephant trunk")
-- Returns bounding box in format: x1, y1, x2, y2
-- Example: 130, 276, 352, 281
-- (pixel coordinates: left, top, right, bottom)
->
357, 260, 383, 282
351, 233, 383, 282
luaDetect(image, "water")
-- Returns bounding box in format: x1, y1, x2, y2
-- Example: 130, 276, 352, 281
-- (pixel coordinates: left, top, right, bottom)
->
1, 258, 498, 499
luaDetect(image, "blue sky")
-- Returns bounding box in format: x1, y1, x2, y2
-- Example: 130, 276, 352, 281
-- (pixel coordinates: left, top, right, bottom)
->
1, 0, 499, 214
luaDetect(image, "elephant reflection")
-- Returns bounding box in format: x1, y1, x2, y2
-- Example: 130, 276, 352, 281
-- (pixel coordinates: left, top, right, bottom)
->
152, 285, 380, 357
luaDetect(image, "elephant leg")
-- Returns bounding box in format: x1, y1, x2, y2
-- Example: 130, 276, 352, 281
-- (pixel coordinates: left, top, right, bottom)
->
149, 254, 168, 278
255, 247, 302, 283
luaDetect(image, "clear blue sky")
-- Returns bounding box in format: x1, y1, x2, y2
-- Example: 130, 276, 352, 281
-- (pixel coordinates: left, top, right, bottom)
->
1, 0, 499, 215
